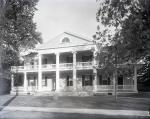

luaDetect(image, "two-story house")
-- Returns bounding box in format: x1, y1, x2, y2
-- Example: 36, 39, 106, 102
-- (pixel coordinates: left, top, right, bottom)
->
11, 32, 138, 96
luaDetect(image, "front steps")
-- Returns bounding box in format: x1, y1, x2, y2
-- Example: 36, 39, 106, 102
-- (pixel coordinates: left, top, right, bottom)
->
10, 91, 94, 96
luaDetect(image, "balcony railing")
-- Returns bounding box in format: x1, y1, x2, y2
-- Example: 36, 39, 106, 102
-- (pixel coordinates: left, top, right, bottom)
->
59, 63, 73, 69
26, 65, 38, 70
11, 66, 25, 71
11, 65, 38, 72
76, 62, 93, 69
11, 62, 94, 72
42, 64, 56, 70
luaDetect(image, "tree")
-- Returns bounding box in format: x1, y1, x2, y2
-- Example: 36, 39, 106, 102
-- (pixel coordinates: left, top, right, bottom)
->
0, 0, 6, 70
95, 0, 150, 61
0, 0, 42, 69
94, 0, 150, 88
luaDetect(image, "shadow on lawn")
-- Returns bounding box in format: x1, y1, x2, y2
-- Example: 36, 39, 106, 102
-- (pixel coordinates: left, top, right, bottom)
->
0, 89, 18, 111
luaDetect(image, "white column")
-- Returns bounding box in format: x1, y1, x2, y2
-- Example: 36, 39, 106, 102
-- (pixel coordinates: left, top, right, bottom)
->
24, 72, 27, 92
93, 51, 97, 66
56, 52, 60, 91
73, 51, 77, 91
38, 54, 42, 91
11, 74, 14, 91
134, 65, 137, 92
93, 51, 97, 92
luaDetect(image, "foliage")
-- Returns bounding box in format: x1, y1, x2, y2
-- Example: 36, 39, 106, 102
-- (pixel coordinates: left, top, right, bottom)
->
95, 0, 150, 82
0, 0, 42, 68
95, 0, 150, 62
138, 56, 150, 83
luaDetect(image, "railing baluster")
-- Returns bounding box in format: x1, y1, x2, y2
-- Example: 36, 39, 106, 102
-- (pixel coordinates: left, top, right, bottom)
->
76, 62, 92, 69
11, 62, 93, 71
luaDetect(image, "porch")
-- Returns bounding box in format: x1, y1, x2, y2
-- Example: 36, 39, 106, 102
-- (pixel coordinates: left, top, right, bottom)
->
10, 64, 139, 95
10, 72, 56, 95
11, 50, 94, 72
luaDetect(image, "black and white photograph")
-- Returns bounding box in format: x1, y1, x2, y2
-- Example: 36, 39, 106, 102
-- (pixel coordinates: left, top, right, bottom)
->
0, 0, 150, 118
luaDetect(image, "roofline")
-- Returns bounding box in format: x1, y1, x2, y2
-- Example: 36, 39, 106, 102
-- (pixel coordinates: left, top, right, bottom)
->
64, 32, 92, 42
36, 43, 94, 50
36, 31, 93, 50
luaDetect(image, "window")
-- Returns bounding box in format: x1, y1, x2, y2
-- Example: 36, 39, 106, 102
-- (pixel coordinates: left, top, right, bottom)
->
33, 76, 36, 86
82, 75, 85, 86
108, 77, 111, 85
66, 56, 73, 63
82, 75, 93, 86
66, 76, 73, 86
30, 60, 34, 65
82, 55, 92, 62
28, 77, 36, 86
103, 79, 108, 85
98, 76, 111, 85
14, 74, 23, 86
31, 80, 36, 86
118, 75, 123, 85
98, 75, 102, 85
42, 76, 48, 86
61, 37, 70, 43
28, 77, 30, 86
44, 58, 48, 64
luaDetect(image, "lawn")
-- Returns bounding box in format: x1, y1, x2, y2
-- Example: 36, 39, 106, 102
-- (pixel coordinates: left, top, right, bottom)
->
0, 95, 150, 111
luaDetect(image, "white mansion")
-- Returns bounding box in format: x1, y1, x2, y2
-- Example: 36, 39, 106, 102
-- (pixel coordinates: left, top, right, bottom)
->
11, 32, 139, 96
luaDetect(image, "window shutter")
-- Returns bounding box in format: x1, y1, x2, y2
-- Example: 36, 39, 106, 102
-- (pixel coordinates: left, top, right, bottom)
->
67, 76, 70, 86
82, 75, 85, 86
90, 75, 93, 85
99, 75, 102, 85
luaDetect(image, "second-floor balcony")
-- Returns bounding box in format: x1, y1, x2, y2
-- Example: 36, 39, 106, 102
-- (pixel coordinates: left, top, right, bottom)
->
42, 64, 56, 70
11, 65, 39, 72
11, 61, 94, 72
76, 62, 93, 69
59, 63, 73, 69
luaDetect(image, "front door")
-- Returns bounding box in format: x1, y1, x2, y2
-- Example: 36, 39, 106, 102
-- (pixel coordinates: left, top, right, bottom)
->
118, 75, 123, 85
117, 75, 123, 90
27, 76, 37, 93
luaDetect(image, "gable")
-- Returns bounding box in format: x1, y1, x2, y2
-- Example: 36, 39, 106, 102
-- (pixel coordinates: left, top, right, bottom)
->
36, 32, 93, 50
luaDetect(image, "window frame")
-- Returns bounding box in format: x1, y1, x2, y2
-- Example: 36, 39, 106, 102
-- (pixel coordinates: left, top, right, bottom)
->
42, 76, 48, 87
61, 37, 70, 43
82, 75, 93, 86
66, 75, 73, 86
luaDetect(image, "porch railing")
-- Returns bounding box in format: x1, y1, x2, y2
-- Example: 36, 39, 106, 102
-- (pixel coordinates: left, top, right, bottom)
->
76, 62, 93, 69
11, 86, 24, 92
97, 85, 134, 92
97, 85, 114, 91
42, 64, 56, 70
27, 86, 38, 92
59, 63, 73, 69
117, 85, 134, 91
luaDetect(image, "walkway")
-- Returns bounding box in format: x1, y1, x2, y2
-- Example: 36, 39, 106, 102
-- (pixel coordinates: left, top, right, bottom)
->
0, 106, 149, 116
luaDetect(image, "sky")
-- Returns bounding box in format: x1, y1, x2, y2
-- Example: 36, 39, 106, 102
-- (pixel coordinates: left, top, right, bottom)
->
33, 0, 98, 43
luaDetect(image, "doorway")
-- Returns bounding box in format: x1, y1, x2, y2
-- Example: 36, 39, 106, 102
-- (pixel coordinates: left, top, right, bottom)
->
118, 75, 123, 85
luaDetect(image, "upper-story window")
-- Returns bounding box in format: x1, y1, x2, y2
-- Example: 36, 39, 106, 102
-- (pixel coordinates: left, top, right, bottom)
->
61, 37, 70, 43
44, 58, 48, 64
82, 55, 93, 62
30, 59, 34, 65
